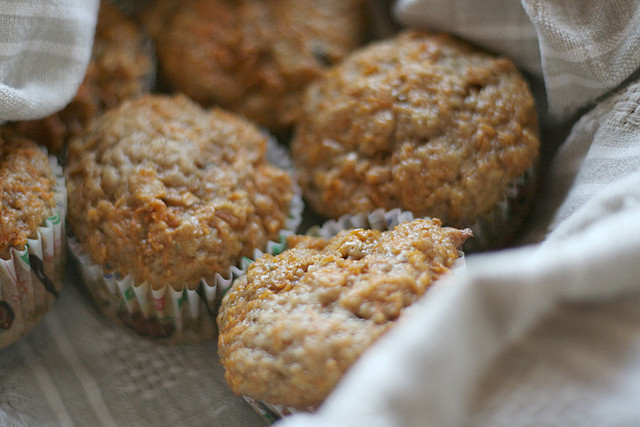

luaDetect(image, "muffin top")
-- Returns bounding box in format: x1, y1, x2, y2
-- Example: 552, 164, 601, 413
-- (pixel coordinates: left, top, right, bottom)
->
6, 1, 155, 155
144, 0, 367, 131
0, 133, 56, 258
292, 31, 539, 228
65, 94, 294, 290
218, 218, 471, 408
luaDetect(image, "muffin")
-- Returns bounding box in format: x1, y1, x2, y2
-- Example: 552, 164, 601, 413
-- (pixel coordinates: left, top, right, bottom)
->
218, 216, 471, 409
143, 0, 367, 132
66, 94, 299, 343
5, 1, 155, 156
291, 31, 539, 250
0, 132, 66, 348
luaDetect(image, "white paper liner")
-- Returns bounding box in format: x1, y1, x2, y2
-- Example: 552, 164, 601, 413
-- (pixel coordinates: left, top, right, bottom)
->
240, 208, 467, 421
0, 155, 66, 348
69, 139, 304, 344
464, 165, 537, 252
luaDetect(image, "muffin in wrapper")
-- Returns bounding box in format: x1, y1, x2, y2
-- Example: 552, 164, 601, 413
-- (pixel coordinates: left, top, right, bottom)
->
68, 194, 303, 345
0, 154, 66, 349
291, 31, 540, 252
218, 209, 471, 423
67, 96, 303, 344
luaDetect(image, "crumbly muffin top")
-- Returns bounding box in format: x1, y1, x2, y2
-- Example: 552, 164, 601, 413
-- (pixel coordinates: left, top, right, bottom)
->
292, 31, 539, 227
218, 218, 471, 408
65, 94, 294, 290
144, 0, 366, 130
6, 1, 154, 155
0, 134, 56, 258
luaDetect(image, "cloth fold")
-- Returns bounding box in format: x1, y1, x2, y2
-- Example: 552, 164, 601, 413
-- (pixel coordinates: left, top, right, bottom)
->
522, 0, 640, 120
0, 0, 98, 122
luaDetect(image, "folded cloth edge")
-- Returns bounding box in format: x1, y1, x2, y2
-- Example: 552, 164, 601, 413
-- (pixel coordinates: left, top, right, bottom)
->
0, 0, 99, 122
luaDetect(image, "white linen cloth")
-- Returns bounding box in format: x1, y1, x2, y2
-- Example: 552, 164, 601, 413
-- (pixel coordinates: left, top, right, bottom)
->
278, 1, 640, 426
0, 0, 98, 122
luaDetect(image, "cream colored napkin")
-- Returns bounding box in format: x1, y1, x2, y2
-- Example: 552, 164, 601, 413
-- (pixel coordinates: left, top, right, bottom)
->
0, 0, 98, 122
278, 1, 640, 426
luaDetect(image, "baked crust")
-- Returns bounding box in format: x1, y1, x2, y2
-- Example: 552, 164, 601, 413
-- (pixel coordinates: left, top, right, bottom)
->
218, 218, 471, 408
0, 133, 56, 257
292, 31, 539, 228
144, 0, 367, 131
66, 94, 294, 290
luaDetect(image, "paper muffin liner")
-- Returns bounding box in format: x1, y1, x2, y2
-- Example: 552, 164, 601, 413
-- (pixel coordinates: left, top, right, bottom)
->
463, 165, 538, 253
0, 156, 67, 348
239, 207, 466, 422
69, 140, 304, 345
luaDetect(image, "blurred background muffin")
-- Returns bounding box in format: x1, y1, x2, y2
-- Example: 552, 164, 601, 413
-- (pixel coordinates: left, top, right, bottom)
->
143, 0, 368, 133
65, 94, 297, 343
4, 1, 155, 157
291, 31, 540, 250
0, 131, 65, 348
218, 217, 471, 408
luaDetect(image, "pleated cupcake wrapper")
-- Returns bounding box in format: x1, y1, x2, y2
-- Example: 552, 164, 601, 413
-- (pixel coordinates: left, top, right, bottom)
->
0, 156, 66, 348
70, 185, 304, 345
243, 207, 466, 423
243, 397, 302, 425
463, 165, 537, 253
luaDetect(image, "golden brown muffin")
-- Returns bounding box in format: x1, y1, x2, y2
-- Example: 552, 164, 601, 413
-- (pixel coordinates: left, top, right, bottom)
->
292, 31, 539, 249
143, 0, 367, 131
66, 94, 295, 291
0, 133, 56, 259
0, 132, 66, 348
218, 218, 471, 408
5, 1, 154, 156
